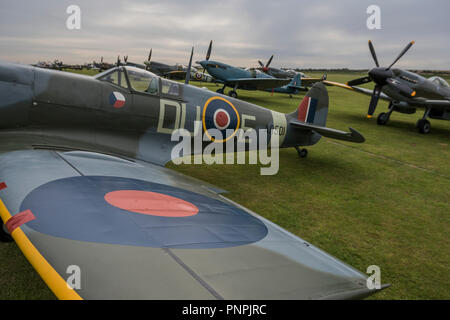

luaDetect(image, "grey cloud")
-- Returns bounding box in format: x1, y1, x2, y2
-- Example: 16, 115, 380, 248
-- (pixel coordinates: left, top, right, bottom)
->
0, 0, 448, 69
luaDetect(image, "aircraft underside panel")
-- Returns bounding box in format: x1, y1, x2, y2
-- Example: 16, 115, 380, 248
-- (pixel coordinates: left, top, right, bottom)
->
0, 147, 380, 299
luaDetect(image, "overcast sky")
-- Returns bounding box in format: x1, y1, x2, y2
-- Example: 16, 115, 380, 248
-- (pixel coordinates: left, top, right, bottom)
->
0, 0, 448, 69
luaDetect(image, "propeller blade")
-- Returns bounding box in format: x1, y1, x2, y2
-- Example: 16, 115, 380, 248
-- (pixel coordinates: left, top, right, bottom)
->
116, 55, 121, 67
206, 40, 212, 61
258, 60, 265, 68
386, 78, 416, 97
367, 85, 382, 117
145, 49, 152, 71
368, 40, 379, 67
388, 41, 415, 69
347, 76, 372, 86
185, 46, 194, 85
265, 55, 274, 68
148, 49, 152, 62
124, 55, 128, 63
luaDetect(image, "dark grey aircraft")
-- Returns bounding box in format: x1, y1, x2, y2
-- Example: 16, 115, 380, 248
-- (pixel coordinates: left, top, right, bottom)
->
325, 41, 450, 133
257, 55, 321, 88
0, 56, 387, 299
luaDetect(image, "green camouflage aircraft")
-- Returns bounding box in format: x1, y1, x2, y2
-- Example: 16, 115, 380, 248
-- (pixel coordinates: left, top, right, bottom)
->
0, 50, 387, 299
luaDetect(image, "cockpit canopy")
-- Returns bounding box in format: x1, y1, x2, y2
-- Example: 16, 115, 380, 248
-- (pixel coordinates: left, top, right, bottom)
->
429, 76, 449, 88
96, 66, 160, 94
96, 66, 182, 98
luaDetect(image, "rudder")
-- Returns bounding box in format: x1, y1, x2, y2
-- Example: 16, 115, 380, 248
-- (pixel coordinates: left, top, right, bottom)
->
289, 82, 328, 126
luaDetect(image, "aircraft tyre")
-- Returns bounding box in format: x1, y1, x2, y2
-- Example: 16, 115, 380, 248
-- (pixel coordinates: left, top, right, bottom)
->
417, 119, 431, 134
229, 90, 238, 98
0, 221, 13, 243
377, 112, 389, 125
295, 147, 308, 158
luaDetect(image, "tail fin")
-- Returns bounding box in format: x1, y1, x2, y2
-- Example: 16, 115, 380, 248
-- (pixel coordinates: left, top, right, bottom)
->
287, 83, 365, 143
289, 82, 328, 126
287, 73, 302, 89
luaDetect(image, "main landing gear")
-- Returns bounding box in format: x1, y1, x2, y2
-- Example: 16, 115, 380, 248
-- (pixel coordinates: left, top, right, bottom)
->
416, 107, 431, 134
216, 84, 225, 94
216, 85, 239, 98
228, 90, 238, 98
377, 102, 394, 125
0, 221, 13, 242
295, 146, 308, 158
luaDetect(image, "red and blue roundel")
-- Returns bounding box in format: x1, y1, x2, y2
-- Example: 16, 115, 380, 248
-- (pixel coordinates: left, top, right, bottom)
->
109, 92, 126, 108
19, 176, 268, 249
202, 96, 240, 142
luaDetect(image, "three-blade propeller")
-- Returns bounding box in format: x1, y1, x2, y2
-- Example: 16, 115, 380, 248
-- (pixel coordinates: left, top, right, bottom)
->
347, 40, 416, 117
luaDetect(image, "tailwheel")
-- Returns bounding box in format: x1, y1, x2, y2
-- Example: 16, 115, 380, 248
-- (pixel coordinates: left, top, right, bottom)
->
295, 146, 308, 158
416, 119, 431, 134
0, 221, 13, 243
229, 90, 238, 98
377, 112, 389, 125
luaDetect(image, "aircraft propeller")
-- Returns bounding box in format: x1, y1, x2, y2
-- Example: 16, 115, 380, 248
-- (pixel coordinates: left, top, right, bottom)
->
200, 40, 213, 82
185, 46, 194, 85
258, 55, 274, 73
347, 40, 416, 118
145, 49, 152, 71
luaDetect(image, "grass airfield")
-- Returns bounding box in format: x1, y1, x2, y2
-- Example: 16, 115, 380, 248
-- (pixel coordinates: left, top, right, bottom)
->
0, 70, 448, 299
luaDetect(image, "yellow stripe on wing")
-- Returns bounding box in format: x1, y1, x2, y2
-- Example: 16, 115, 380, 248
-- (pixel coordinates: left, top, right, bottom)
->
323, 80, 355, 90
0, 199, 82, 300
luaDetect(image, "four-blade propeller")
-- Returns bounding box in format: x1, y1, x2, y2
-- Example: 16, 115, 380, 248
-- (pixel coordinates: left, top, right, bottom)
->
347, 40, 416, 117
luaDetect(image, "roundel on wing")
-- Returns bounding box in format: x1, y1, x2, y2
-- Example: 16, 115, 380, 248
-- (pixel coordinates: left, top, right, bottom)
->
202, 96, 240, 142
109, 91, 126, 108
20, 176, 268, 249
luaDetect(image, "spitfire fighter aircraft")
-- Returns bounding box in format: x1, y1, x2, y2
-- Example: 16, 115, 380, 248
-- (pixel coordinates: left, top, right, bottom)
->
124, 49, 214, 83
258, 55, 323, 90
0, 49, 386, 299
196, 41, 297, 98
325, 41, 450, 134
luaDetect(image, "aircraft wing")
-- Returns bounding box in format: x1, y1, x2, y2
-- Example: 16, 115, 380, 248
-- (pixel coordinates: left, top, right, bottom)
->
0, 133, 382, 299
409, 99, 450, 109
166, 70, 187, 80
298, 77, 324, 87
290, 119, 365, 143
227, 78, 291, 90
323, 80, 392, 101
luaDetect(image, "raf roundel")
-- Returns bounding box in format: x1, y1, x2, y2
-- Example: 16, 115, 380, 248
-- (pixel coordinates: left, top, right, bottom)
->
109, 91, 126, 108
202, 96, 240, 142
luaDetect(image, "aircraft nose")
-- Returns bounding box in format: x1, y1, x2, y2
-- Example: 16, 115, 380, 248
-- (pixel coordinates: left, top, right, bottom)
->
197, 60, 207, 68
368, 67, 393, 85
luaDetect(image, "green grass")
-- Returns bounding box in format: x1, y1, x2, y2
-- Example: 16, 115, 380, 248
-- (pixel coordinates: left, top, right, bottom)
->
1, 69, 449, 299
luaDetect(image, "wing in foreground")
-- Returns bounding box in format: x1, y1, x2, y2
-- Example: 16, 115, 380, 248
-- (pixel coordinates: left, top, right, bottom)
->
0, 148, 387, 299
